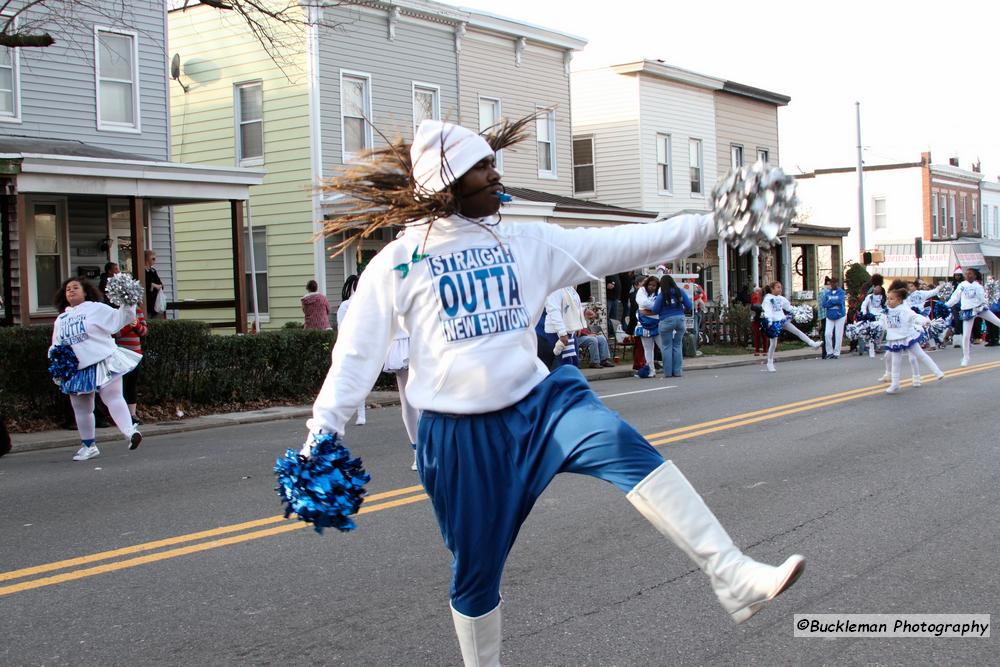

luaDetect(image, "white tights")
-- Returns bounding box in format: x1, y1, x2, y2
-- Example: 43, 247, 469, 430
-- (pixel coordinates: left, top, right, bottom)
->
641, 336, 655, 369
961, 310, 1000, 362
907, 344, 942, 378
767, 322, 815, 368
69, 377, 134, 441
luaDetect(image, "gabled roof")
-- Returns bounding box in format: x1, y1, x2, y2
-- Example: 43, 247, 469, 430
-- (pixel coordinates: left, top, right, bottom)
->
505, 186, 658, 219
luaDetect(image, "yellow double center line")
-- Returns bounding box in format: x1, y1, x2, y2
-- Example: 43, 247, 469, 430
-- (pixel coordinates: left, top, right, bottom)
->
3, 358, 999, 597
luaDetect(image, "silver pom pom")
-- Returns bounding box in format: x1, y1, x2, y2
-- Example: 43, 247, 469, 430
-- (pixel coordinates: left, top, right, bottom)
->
985, 277, 1000, 306
711, 160, 798, 253
104, 272, 144, 307
792, 304, 813, 324
936, 281, 954, 303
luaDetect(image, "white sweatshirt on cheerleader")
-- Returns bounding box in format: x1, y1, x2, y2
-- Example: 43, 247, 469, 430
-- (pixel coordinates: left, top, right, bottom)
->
880, 304, 928, 343
904, 287, 939, 311
50, 300, 138, 369
308, 213, 715, 436
761, 294, 792, 323
945, 280, 987, 311
860, 292, 886, 317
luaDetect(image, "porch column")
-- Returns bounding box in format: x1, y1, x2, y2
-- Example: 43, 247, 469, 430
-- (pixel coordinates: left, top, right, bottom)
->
781, 235, 793, 290
231, 199, 248, 334
128, 196, 146, 306
717, 240, 729, 305
751, 247, 760, 288
16, 194, 28, 323
1, 194, 12, 325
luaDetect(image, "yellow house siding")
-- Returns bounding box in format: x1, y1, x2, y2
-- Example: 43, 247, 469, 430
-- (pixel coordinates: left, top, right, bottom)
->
169, 5, 315, 328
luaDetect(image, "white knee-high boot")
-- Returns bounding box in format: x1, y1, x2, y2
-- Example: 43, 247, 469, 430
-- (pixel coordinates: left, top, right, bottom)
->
452, 604, 501, 667
907, 350, 921, 385
766, 337, 777, 372
886, 351, 901, 393
626, 461, 805, 623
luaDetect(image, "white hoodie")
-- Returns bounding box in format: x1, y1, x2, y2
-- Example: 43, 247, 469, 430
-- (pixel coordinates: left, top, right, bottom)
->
761, 294, 792, 322
50, 300, 137, 369
543, 287, 585, 336
308, 213, 714, 435
881, 304, 928, 342
945, 280, 987, 311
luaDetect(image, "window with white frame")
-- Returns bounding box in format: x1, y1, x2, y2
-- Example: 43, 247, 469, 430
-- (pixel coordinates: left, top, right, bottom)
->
572, 135, 595, 195
656, 133, 672, 193
994, 206, 999, 238
96, 29, 138, 130
932, 194, 938, 237
757, 148, 769, 164
972, 197, 978, 232
235, 81, 263, 165
341, 73, 372, 160
28, 199, 67, 312
0, 24, 19, 121
939, 194, 946, 239
960, 194, 967, 232
949, 194, 956, 236
730, 144, 743, 170
478, 97, 502, 171
984, 204, 989, 235
689, 138, 703, 194
873, 197, 887, 229
244, 227, 269, 316
412, 84, 439, 133
536, 109, 556, 177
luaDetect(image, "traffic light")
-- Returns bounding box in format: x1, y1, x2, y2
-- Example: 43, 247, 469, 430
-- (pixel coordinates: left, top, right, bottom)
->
862, 251, 872, 266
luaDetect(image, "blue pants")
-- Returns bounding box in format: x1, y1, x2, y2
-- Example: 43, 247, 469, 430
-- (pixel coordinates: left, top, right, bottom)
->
658, 315, 685, 377
417, 365, 664, 617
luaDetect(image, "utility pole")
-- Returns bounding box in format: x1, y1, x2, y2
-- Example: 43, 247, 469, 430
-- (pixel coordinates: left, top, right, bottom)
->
856, 102, 867, 260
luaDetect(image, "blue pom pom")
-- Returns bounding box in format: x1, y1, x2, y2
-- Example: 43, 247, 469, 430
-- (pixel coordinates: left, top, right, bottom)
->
274, 433, 371, 534
48, 344, 79, 382
765, 319, 784, 338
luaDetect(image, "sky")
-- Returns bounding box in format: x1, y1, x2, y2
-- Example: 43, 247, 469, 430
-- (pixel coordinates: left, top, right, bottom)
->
444, 0, 1000, 179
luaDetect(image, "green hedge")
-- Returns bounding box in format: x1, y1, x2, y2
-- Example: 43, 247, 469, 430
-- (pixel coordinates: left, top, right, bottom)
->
0, 320, 396, 424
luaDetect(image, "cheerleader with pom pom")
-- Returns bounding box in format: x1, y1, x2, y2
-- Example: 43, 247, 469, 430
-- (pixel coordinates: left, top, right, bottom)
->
881, 288, 943, 394
859, 285, 887, 360
946, 267, 1000, 367
49, 278, 142, 461
283, 117, 805, 666
760, 281, 821, 372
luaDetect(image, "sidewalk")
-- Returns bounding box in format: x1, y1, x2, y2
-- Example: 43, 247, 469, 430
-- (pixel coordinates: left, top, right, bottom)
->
9, 348, 817, 454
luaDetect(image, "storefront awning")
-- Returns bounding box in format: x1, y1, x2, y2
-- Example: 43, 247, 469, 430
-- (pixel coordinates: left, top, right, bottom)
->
875, 241, 986, 277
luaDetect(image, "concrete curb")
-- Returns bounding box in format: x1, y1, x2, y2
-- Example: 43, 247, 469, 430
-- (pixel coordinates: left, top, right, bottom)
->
9, 349, 818, 455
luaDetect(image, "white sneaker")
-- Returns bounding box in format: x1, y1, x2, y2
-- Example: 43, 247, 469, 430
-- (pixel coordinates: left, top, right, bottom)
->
879, 373, 890, 383
766, 363, 776, 373
72, 445, 100, 461
411, 453, 418, 471
885, 384, 900, 394
809, 340, 822, 349
935, 371, 945, 380
355, 416, 366, 425
960, 358, 969, 367
912, 376, 922, 387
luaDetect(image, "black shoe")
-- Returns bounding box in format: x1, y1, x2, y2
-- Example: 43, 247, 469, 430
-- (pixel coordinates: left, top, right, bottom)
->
600, 360, 615, 367
129, 431, 142, 450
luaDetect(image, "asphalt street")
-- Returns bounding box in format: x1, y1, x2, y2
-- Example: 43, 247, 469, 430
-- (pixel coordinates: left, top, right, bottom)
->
2, 346, 999, 666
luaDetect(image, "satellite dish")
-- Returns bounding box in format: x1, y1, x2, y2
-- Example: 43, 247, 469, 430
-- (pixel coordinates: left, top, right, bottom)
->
170, 53, 189, 93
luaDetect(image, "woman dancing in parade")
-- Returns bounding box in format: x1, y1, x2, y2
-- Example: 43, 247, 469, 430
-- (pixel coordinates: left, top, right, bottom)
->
946, 267, 1000, 367
49, 278, 143, 461
761, 281, 821, 373
882, 288, 944, 394
859, 284, 887, 360
292, 118, 805, 665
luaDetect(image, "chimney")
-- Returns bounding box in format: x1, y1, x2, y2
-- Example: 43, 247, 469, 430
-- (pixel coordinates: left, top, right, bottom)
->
972, 160, 981, 173
949, 157, 959, 167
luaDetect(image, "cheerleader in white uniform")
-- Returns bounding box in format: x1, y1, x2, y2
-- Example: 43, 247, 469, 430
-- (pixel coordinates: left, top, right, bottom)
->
946, 267, 1000, 367
49, 278, 143, 461
761, 281, 821, 373
859, 286, 887, 361
881, 288, 943, 393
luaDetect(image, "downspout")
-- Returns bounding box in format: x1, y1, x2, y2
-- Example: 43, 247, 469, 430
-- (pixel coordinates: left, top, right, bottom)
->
306, 3, 327, 294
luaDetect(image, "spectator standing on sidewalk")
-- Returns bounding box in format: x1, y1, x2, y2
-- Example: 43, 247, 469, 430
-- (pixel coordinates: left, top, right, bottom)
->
653, 274, 692, 378
750, 286, 765, 355
820, 277, 847, 359
817, 276, 830, 358
543, 286, 586, 367
144, 250, 165, 320
302, 279, 332, 330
